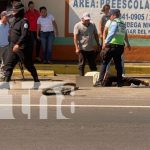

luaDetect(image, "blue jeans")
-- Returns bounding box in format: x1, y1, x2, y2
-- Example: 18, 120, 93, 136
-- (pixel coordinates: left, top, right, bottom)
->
40, 31, 55, 62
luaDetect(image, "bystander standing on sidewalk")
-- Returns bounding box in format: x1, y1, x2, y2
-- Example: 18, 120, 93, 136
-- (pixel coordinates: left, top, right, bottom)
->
25, 1, 41, 63
0, 11, 9, 71
74, 12, 101, 76
37, 6, 58, 64
98, 4, 110, 44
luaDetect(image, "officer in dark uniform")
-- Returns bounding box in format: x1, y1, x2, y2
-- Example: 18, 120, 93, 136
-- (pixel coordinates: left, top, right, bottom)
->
4, 2, 39, 82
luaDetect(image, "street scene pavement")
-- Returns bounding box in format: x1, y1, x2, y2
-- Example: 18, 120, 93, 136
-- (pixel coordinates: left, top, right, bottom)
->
0, 74, 150, 150
0, 0, 149, 149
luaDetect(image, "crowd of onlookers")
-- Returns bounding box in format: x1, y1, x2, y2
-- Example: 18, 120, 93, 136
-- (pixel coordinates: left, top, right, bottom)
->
0, 0, 59, 84
0, 0, 58, 66
25, 1, 58, 64
73, 4, 132, 87
0, 1, 149, 87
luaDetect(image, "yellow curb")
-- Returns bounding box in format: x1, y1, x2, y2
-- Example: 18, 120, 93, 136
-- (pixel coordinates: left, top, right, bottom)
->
14, 64, 150, 75
13, 69, 55, 77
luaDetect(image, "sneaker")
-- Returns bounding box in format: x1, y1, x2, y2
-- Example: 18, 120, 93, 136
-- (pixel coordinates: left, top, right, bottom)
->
130, 83, 139, 87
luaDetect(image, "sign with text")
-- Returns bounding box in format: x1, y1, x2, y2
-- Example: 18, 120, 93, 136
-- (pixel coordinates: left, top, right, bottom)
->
65, 0, 150, 37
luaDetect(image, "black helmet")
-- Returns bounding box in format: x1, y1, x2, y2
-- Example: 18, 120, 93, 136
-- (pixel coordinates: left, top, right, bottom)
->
13, 2, 24, 14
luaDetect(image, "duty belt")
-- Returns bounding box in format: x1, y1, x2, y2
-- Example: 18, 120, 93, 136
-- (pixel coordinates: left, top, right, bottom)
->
108, 44, 124, 48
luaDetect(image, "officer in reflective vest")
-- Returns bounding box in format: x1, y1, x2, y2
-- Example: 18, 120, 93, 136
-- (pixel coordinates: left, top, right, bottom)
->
97, 9, 127, 87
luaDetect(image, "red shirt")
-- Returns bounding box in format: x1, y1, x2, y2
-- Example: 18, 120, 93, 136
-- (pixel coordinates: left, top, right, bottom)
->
25, 9, 40, 31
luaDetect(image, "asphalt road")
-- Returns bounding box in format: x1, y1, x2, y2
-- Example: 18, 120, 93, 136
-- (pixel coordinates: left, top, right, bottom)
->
0, 80, 150, 150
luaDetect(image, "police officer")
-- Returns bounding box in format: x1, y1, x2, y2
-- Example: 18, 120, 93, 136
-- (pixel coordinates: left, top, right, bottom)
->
96, 9, 127, 87
3, 2, 39, 82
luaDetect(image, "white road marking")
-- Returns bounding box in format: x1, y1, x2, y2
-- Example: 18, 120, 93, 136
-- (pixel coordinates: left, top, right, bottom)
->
0, 104, 150, 108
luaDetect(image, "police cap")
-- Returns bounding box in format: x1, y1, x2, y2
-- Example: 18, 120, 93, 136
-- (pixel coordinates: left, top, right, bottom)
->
13, 2, 24, 13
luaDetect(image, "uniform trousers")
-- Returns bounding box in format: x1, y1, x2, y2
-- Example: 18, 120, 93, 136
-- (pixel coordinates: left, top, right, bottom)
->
4, 46, 38, 82
99, 44, 124, 85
